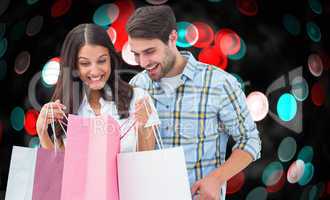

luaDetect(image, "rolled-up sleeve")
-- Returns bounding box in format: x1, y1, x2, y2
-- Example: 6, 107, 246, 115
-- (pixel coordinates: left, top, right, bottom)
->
218, 77, 261, 160
129, 72, 149, 89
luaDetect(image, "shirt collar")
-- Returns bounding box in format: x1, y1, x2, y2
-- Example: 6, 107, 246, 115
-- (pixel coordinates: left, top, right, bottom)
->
180, 51, 199, 81
152, 51, 199, 88
79, 92, 108, 113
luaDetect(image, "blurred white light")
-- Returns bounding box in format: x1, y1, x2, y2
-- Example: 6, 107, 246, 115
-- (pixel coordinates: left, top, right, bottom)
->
287, 159, 305, 184
42, 58, 60, 86
246, 91, 269, 121
121, 41, 138, 66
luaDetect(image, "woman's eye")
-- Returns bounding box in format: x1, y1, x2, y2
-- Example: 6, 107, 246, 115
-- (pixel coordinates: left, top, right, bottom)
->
98, 60, 106, 64
79, 62, 89, 66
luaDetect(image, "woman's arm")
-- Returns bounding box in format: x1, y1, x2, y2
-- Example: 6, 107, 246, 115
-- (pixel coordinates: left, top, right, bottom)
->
133, 88, 161, 151
37, 128, 54, 149
137, 126, 156, 151
37, 122, 65, 150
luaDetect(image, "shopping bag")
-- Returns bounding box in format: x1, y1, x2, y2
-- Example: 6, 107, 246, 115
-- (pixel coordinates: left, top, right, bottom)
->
60, 114, 121, 200
6, 104, 66, 200
32, 148, 64, 200
117, 146, 192, 200
31, 103, 65, 200
117, 98, 192, 200
5, 146, 37, 200
5, 147, 65, 200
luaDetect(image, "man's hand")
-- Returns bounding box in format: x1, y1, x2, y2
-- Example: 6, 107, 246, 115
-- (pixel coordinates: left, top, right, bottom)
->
191, 173, 223, 200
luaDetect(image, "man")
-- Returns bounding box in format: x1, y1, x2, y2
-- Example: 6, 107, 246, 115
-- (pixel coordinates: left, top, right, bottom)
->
126, 5, 261, 200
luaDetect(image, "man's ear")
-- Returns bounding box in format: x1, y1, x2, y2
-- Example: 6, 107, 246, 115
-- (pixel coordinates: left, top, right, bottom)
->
168, 30, 178, 46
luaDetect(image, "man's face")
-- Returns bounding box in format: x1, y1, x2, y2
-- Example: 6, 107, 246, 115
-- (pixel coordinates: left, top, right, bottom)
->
128, 37, 176, 81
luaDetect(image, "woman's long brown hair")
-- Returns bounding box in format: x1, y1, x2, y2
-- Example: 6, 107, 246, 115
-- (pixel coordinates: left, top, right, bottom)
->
51, 23, 133, 139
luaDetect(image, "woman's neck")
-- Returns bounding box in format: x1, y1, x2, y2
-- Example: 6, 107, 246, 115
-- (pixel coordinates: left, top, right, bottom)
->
88, 90, 102, 112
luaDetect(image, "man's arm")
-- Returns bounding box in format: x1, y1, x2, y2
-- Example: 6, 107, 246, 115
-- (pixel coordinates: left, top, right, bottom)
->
192, 76, 261, 200
207, 148, 253, 185
191, 149, 253, 199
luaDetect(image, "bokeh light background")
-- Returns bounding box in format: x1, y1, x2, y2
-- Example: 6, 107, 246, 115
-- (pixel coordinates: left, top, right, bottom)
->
0, 0, 329, 199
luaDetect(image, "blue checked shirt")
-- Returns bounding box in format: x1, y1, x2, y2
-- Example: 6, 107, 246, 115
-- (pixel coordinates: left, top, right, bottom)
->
129, 51, 261, 198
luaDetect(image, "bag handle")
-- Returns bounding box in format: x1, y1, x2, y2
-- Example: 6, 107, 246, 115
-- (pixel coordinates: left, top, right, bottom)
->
53, 103, 68, 137
40, 103, 67, 152
142, 98, 164, 150
120, 117, 137, 140
56, 102, 134, 141
118, 97, 164, 150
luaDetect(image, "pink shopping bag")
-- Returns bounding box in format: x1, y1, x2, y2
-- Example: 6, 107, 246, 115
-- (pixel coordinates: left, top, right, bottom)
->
61, 114, 121, 200
32, 148, 64, 200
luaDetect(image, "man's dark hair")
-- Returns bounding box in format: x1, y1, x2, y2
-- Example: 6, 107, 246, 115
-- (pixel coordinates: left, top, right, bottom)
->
126, 5, 177, 44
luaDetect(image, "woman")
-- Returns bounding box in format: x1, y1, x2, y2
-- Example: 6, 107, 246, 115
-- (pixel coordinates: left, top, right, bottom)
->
36, 23, 159, 152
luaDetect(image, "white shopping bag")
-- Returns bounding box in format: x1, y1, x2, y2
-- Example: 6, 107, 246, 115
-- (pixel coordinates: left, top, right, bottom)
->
5, 146, 37, 200
117, 98, 192, 200
117, 146, 192, 200
6, 105, 65, 200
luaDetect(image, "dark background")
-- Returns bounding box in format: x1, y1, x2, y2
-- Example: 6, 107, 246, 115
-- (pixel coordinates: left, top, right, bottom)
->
0, 0, 329, 199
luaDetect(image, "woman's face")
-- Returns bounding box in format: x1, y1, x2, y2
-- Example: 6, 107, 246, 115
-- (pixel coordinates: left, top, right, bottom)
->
77, 44, 111, 90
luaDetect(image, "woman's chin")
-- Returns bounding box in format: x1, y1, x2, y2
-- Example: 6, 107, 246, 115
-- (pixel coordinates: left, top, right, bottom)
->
87, 83, 105, 91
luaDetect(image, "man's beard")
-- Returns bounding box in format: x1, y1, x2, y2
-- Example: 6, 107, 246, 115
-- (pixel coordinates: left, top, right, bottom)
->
158, 49, 176, 80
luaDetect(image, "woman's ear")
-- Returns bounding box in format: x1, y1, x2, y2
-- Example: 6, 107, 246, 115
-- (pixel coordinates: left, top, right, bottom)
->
71, 69, 81, 81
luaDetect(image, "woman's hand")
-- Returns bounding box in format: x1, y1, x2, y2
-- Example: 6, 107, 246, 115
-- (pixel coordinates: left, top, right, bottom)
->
36, 99, 66, 135
134, 97, 152, 128
134, 97, 156, 151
